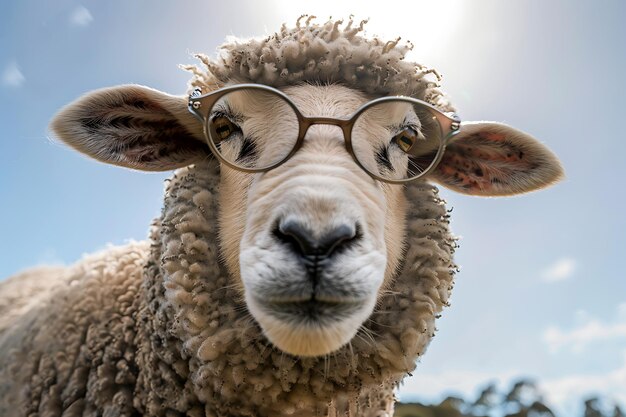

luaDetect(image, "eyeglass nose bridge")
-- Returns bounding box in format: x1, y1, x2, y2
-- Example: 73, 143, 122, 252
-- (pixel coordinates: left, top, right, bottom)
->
300, 116, 353, 134
298, 116, 354, 142
294, 116, 372, 180
303, 116, 351, 126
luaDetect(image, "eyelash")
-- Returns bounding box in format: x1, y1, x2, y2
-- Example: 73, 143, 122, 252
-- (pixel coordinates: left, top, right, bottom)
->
389, 122, 419, 136
210, 103, 244, 124
211, 111, 241, 125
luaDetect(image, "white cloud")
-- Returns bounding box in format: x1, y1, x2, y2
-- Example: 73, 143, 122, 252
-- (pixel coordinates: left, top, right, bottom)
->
2, 62, 25, 87
70, 6, 93, 27
541, 257, 576, 282
541, 351, 626, 411
543, 304, 626, 354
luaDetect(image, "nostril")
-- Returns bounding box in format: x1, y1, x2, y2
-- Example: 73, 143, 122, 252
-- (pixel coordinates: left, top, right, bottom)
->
274, 221, 317, 256
318, 224, 358, 257
273, 220, 360, 258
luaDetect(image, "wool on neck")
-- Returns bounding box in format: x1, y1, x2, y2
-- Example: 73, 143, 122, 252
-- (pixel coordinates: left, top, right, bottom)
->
139, 159, 457, 416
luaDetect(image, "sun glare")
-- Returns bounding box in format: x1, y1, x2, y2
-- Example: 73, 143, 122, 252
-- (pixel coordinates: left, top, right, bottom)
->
267, 0, 465, 61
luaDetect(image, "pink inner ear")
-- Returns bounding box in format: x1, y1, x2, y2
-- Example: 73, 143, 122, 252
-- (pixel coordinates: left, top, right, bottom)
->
479, 132, 506, 142
436, 132, 531, 193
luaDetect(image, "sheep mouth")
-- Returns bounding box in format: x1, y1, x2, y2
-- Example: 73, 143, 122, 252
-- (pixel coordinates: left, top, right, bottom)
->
261, 297, 364, 323
248, 293, 375, 356
240, 243, 387, 355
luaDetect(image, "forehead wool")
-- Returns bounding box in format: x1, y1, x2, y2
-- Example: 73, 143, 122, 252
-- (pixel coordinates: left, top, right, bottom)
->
182, 15, 455, 113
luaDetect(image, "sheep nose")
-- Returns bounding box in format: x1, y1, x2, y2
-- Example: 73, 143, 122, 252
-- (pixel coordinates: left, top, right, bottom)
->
274, 220, 359, 258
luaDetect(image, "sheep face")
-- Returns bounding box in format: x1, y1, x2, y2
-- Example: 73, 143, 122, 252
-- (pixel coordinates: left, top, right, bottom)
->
50, 80, 563, 359
217, 84, 406, 356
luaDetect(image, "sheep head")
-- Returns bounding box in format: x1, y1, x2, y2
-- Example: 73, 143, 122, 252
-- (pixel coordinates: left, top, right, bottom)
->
50, 18, 563, 360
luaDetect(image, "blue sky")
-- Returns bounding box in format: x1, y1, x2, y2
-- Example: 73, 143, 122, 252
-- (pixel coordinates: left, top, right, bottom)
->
1, 0, 625, 415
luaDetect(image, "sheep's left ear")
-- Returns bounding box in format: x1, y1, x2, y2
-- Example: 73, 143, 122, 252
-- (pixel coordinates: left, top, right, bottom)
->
50, 85, 208, 171
431, 122, 564, 196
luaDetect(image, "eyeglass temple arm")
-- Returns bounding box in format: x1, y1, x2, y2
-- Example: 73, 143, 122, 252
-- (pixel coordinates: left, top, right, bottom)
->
432, 111, 462, 142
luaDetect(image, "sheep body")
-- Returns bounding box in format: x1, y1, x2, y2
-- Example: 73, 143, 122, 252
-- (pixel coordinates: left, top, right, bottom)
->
0, 242, 150, 416
0, 159, 455, 417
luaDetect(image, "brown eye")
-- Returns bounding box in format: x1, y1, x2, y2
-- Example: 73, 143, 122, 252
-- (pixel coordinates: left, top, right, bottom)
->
392, 127, 419, 153
210, 116, 241, 142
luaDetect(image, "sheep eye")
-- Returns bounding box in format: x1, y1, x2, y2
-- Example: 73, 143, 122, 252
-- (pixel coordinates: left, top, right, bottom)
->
392, 127, 419, 154
210, 116, 241, 142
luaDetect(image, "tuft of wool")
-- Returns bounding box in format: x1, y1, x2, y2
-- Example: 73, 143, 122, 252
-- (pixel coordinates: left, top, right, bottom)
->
0, 242, 151, 416
0, 159, 456, 416
182, 15, 455, 113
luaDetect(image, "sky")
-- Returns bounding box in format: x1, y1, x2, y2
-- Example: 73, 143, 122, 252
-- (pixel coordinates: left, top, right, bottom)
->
1, 0, 625, 415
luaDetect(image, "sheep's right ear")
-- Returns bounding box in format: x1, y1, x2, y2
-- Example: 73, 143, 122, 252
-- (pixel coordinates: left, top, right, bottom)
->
50, 85, 209, 171
430, 122, 564, 196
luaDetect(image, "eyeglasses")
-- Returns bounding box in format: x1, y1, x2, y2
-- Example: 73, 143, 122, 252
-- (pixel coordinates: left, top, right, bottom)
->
188, 84, 461, 184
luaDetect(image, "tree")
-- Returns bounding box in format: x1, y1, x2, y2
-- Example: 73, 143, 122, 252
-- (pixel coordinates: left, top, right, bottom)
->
396, 379, 623, 417
585, 398, 608, 417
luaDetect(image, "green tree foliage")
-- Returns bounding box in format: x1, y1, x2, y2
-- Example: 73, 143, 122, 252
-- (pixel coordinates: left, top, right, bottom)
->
585, 398, 607, 417
396, 379, 622, 417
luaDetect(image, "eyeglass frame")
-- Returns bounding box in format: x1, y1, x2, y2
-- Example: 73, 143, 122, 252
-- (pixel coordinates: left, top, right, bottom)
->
188, 83, 462, 184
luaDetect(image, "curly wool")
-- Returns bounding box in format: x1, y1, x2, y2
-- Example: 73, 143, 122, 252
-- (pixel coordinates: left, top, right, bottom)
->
182, 15, 455, 113
0, 160, 456, 417
150, 161, 456, 417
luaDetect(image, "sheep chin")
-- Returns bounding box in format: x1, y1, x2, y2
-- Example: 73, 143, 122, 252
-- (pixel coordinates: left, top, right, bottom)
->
247, 295, 377, 357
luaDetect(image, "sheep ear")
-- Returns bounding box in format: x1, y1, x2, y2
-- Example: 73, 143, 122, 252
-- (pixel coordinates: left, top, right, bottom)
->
50, 84, 209, 171
431, 121, 564, 196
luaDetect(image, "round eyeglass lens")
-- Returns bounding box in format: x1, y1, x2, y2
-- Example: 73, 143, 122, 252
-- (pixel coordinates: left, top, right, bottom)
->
206, 87, 300, 170
351, 99, 444, 181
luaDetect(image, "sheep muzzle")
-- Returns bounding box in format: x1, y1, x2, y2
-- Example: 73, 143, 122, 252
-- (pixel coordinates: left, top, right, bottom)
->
238, 166, 389, 357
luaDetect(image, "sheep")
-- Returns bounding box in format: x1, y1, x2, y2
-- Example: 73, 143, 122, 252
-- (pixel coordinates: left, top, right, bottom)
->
0, 16, 563, 417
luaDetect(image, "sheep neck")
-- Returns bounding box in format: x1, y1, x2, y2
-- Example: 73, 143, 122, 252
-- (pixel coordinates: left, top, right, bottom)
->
139, 160, 457, 417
